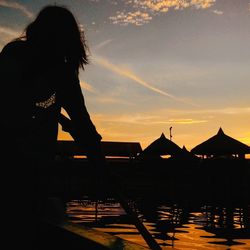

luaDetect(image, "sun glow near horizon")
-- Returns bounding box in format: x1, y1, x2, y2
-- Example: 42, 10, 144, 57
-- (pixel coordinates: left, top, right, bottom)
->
58, 109, 250, 152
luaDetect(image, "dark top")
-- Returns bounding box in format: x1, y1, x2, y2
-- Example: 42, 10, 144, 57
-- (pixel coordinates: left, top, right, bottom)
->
0, 40, 101, 162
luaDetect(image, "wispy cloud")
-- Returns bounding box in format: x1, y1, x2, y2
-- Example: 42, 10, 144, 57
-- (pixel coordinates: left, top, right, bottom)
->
80, 79, 133, 105
0, 0, 34, 19
158, 106, 250, 116
166, 118, 207, 124
93, 113, 207, 125
93, 39, 113, 51
188, 106, 250, 115
94, 97, 133, 105
131, 0, 215, 11
0, 25, 21, 47
110, 0, 216, 25
94, 56, 196, 106
190, 0, 216, 9
0, 25, 20, 38
212, 9, 223, 15
110, 11, 152, 26
80, 80, 97, 93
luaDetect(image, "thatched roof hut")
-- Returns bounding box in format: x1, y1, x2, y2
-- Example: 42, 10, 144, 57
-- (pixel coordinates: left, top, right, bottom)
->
139, 133, 182, 158
170, 146, 199, 161
191, 128, 250, 158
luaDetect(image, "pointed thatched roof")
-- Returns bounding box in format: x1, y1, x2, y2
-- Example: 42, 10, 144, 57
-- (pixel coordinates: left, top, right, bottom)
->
170, 146, 199, 160
141, 133, 182, 156
191, 128, 250, 156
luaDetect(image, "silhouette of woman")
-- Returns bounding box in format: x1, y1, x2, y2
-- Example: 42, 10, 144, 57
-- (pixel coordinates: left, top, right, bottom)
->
0, 5, 104, 248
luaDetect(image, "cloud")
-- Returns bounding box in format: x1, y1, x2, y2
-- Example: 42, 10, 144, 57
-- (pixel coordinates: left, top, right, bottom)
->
0, 25, 21, 38
109, 0, 216, 25
0, 25, 21, 47
189, 106, 250, 115
80, 78, 133, 105
190, 0, 215, 9
158, 106, 250, 116
0, 0, 34, 19
93, 113, 207, 125
110, 11, 152, 26
93, 39, 113, 51
80, 80, 97, 93
94, 97, 133, 105
212, 9, 223, 15
94, 56, 196, 106
141, 0, 216, 11
166, 118, 207, 124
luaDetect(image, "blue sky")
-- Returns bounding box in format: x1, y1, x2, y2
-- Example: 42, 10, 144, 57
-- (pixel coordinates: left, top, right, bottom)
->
0, 0, 250, 150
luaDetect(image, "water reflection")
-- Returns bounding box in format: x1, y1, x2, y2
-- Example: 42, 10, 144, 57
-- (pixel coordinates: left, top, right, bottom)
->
67, 198, 250, 249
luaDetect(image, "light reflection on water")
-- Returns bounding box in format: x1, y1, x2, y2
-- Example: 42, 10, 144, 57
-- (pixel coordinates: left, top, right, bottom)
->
66, 198, 250, 249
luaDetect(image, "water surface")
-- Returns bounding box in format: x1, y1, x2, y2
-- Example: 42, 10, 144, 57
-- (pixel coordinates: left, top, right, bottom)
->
66, 198, 250, 249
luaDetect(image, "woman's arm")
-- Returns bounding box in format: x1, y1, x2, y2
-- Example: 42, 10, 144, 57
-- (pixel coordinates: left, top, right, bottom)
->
59, 72, 102, 158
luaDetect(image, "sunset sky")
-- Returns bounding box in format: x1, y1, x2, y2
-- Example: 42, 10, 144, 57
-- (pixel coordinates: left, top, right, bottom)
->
0, 0, 249, 150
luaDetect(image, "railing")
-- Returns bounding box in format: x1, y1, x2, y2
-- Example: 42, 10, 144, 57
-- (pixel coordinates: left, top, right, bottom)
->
56, 140, 142, 159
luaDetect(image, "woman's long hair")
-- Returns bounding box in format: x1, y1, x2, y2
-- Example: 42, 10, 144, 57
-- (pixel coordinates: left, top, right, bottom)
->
24, 5, 88, 72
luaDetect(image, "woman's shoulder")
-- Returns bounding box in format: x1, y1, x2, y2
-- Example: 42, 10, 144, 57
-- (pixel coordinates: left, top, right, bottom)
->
1, 40, 28, 57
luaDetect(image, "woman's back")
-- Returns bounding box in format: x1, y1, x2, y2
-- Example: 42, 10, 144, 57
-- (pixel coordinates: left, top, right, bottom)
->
0, 5, 104, 249
1, 40, 64, 161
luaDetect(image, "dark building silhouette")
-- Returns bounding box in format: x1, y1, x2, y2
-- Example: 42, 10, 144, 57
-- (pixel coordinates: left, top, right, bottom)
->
139, 133, 182, 159
169, 146, 199, 161
191, 128, 250, 159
